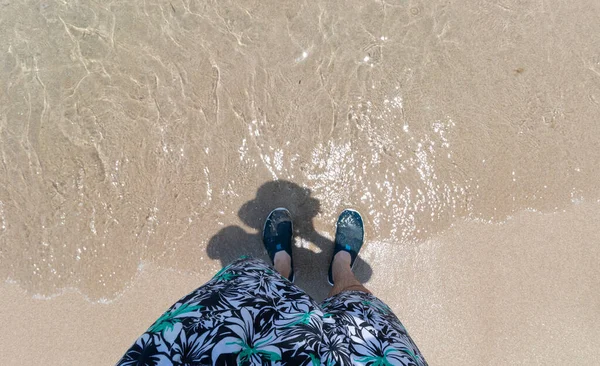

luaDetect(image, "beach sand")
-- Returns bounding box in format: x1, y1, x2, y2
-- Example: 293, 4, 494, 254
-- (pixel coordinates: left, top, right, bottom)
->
2, 202, 598, 365
1, 0, 599, 364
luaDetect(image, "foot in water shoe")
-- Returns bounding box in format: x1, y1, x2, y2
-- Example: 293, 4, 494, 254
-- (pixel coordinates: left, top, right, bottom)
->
328, 209, 364, 286
262, 208, 295, 282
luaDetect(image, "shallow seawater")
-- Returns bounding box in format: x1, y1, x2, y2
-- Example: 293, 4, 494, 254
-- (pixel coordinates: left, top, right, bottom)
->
1, 0, 599, 302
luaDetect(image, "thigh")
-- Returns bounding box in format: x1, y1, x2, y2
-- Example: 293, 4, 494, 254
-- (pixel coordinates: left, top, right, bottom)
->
118, 257, 324, 365
320, 291, 428, 366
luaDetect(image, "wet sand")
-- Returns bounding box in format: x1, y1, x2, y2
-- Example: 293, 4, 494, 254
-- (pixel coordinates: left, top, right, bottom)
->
1, 0, 600, 364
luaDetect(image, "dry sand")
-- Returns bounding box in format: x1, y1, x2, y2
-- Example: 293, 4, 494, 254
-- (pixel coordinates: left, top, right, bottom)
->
1, 0, 599, 364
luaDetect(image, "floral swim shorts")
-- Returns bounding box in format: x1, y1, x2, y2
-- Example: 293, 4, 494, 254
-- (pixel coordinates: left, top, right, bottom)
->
118, 257, 427, 365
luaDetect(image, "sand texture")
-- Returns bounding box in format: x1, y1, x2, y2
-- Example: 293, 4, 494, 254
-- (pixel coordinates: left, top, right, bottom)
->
1, 0, 599, 364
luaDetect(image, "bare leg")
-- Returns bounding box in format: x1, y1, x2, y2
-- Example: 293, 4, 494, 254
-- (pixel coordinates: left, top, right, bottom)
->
327, 251, 371, 298
274, 251, 291, 279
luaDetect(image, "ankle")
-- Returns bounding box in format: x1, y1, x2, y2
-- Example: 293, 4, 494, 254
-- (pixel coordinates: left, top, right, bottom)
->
332, 251, 353, 284
274, 251, 291, 278
333, 251, 351, 270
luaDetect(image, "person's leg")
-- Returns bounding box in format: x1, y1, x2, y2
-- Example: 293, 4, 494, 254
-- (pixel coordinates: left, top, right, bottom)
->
319, 210, 428, 365
327, 251, 370, 297
273, 250, 292, 279
117, 257, 322, 365
320, 287, 428, 366
326, 209, 369, 297
263, 207, 295, 281
322, 251, 427, 365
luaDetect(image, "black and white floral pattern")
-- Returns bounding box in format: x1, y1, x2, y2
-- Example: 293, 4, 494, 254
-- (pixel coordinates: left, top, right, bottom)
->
118, 257, 427, 365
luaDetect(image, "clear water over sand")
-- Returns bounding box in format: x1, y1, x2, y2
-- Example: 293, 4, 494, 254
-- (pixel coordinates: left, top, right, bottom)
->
1, 0, 599, 364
